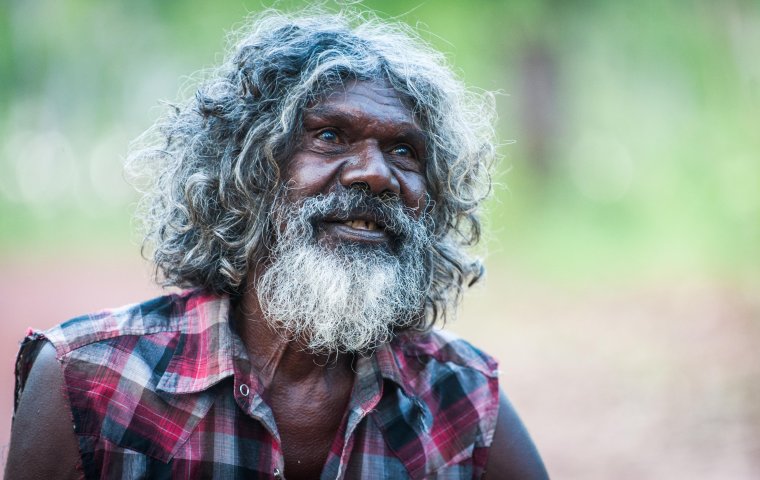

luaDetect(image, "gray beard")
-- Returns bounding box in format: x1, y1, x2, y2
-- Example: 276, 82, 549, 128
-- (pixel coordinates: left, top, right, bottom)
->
256, 190, 431, 354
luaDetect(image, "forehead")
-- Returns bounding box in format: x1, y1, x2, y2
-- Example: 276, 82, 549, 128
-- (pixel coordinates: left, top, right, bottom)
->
307, 79, 419, 128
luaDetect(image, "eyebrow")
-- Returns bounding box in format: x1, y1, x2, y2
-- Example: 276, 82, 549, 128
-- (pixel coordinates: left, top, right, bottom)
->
304, 105, 427, 143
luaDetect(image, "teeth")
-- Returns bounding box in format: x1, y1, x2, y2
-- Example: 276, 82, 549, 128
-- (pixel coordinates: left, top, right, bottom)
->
344, 220, 378, 231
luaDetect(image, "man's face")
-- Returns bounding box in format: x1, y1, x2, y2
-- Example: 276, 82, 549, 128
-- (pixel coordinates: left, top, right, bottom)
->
285, 78, 429, 248
255, 79, 432, 353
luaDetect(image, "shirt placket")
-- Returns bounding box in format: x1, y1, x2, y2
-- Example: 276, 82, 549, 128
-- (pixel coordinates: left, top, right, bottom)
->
329, 355, 385, 480
232, 347, 286, 478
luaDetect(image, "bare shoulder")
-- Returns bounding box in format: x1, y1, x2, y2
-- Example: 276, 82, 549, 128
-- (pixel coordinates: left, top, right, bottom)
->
483, 389, 549, 480
5, 341, 82, 480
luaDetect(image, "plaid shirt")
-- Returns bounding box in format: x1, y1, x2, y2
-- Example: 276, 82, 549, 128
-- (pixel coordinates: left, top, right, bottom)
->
15, 290, 500, 479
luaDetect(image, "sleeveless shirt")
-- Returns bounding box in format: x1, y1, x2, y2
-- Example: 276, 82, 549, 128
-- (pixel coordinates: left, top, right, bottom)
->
14, 289, 500, 479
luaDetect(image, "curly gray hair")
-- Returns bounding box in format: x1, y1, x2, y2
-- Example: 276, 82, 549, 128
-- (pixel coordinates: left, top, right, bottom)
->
128, 8, 496, 328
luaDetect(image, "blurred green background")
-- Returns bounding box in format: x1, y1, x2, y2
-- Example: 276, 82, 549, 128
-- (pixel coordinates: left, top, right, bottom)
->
1, 0, 758, 478
1, 0, 758, 281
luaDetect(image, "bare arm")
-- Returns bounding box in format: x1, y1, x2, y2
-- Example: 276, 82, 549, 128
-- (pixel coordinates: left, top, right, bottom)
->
5, 341, 82, 480
483, 389, 549, 480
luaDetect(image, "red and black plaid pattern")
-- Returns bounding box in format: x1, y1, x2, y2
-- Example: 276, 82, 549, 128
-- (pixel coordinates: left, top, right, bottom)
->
15, 290, 499, 479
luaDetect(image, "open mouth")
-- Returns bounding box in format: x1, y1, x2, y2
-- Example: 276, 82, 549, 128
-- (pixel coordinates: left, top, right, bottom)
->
342, 219, 380, 231
318, 213, 391, 245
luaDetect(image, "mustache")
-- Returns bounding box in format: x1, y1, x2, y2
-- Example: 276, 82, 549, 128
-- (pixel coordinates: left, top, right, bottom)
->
313, 191, 414, 236
280, 188, 426, 241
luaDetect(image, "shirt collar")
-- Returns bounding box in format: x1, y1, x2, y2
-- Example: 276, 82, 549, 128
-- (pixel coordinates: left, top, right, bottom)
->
370, 338, 409, 390
156, 291, 238, 394
156, 290, 418, 396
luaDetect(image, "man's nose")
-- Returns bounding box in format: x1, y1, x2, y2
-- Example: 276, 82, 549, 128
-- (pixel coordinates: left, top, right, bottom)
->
339, 141, 400, 195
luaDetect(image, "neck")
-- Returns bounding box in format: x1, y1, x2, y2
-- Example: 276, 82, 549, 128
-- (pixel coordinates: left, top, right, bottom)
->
235, 275, 353, 386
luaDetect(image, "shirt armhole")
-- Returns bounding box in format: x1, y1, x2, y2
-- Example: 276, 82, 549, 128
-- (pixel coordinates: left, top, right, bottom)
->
13, 332, 48, 414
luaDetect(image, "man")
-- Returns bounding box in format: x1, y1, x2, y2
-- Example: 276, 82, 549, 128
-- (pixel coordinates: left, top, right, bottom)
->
6, 9, 548, 479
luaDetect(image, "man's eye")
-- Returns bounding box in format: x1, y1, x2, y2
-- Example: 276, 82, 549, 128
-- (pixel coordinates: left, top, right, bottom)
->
316, 129, 339, 142
391, 144, 414, 157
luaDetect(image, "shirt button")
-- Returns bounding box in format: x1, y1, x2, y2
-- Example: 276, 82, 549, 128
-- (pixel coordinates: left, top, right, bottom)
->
273, 468, 282, 478
239, 383, 250, 396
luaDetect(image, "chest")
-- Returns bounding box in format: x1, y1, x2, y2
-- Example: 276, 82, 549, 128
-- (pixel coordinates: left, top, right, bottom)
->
70, 382, 487, 479
267, 377, 353, 479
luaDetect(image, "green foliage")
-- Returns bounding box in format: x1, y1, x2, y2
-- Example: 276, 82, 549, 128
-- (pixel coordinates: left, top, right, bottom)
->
1, 0, 757, 282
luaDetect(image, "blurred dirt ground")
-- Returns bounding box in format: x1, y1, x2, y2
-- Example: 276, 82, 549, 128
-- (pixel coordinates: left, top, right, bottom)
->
1, 252, 758, 479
